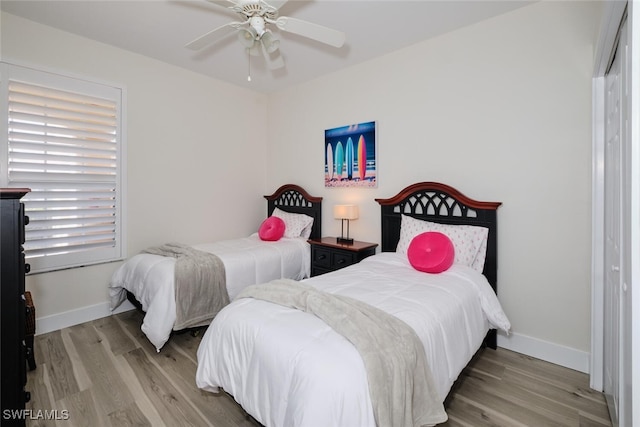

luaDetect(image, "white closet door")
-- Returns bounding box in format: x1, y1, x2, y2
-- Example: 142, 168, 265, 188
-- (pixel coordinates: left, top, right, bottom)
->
617, 15, 633, 427
603, 35, 622, 426
603, 16, 631, 427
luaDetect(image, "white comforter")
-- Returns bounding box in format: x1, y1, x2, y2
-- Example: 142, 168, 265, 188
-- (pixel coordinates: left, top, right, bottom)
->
109, 234, 310, 351
195, 252, 510, 427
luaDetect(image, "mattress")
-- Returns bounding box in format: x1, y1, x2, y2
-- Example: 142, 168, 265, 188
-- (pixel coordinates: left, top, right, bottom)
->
109, 234, 310, 351
195, 252, 510, 427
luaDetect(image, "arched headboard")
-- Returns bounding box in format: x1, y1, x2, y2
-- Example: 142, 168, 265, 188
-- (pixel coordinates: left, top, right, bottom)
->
375, 182, 501, 348
264, 184, 323, 240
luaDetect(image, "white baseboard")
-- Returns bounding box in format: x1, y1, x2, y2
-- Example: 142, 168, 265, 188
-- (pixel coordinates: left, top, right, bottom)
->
498, 331, 590, 374
35, 300, 136, 336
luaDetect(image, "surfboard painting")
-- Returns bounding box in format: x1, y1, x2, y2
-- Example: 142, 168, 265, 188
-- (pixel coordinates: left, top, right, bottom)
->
358, 135, 366, 181
326, 143, 334, 181
324, 121, 376, 187
345, 137, 354, 180
335, 141, 344, 180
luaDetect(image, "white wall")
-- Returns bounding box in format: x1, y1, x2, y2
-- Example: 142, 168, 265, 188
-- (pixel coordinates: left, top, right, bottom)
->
1, 12, 269, 325
266, 1, 602, 371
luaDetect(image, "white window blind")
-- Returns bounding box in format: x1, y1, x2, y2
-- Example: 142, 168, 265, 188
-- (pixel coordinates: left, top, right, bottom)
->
1, 63, 125, 273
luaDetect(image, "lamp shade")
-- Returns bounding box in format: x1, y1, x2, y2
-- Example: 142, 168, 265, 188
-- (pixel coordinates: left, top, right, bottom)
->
333, 204, 359, 220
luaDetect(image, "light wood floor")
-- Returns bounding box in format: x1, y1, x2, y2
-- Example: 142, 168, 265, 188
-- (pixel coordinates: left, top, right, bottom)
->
25, 310, 612, 427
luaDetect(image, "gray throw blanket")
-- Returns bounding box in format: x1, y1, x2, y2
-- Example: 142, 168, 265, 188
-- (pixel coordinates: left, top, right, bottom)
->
142, 243, 229, 330
237, 279, 448, 427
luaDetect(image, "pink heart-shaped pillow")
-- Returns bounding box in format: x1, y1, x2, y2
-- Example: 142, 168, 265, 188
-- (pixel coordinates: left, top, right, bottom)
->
407, 231, 455, 273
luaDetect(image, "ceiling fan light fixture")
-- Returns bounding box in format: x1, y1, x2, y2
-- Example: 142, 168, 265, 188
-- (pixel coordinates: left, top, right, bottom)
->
261, 31, 280, 54
247, 44, 262, 57
238, 27, 258, 48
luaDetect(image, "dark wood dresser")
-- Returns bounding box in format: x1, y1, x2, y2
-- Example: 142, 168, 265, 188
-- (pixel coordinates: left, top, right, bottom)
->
1, 188, 30, 426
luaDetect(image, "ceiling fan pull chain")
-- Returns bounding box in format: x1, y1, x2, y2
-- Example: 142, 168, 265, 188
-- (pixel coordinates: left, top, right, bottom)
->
247, 50, 252, 82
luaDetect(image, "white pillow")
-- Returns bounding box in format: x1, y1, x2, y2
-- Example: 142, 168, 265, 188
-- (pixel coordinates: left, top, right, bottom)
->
300, 222, 314, 240
396, 215, 489, 272
272, 208, 314, 239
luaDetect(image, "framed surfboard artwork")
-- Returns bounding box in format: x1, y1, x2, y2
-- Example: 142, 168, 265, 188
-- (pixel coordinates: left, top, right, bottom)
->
324, 121, 377, 188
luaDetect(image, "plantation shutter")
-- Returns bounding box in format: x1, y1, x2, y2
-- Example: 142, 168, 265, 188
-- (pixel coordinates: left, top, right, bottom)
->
1, 63, 125, 273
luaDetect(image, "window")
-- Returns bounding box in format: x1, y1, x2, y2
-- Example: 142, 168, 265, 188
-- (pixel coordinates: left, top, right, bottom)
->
1, 62, 126, 273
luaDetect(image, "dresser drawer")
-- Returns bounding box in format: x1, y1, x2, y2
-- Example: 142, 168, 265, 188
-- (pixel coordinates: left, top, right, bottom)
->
331, 251, 356, 269
312, 247, 332, 269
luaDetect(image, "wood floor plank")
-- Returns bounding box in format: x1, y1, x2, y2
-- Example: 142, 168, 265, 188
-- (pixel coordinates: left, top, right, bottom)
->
112, 310, 241, 425
35, 331, 80, 401
25, 360, 54, 426
67, 322, 134, 415
151, 342, 252, 426
457, 374, 574, 426
56, 388, 106, 427
107, 310, 184, 426
503, 365, 610, 422
110, 352, 167, 427
462, 354, 506, 380
579, 412, 615, 427
107, 402, 152, 427
115, 310, 160, 355
461, 369, 580, 425
122, 347, 209, 427
59, 328, 93, 392
443, 394, 529, 427
483, 348, 589, 388
25, 311, 611, 427
93, 315, 138, 356
168, 329, 204, 363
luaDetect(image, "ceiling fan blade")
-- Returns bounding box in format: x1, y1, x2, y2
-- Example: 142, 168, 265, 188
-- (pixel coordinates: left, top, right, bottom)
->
185, 21, 244, 51
205, 0, 239, 8
261, 41, 285, 70
262, 0, 289, 11
274, 16, 345, 48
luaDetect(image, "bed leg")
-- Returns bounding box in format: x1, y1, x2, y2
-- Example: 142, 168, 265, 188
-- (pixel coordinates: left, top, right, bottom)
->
484, 329, 497, 350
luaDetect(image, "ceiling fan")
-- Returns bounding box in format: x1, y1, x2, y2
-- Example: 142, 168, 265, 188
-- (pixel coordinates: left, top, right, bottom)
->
186, 0, 346, 71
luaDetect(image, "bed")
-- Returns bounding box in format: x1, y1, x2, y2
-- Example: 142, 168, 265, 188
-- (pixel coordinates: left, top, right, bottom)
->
195, 182, 511, 427
109, 184, 322, 352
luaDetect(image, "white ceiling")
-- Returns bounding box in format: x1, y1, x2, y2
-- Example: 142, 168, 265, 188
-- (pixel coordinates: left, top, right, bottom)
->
1, 0, 534, 93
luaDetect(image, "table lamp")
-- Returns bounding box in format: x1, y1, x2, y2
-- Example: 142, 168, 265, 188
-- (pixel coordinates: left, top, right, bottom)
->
333, 204, 358, 244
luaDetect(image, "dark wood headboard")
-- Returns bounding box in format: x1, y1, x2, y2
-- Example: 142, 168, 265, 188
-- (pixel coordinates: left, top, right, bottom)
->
375, 182, 501, 348
264, 184, 323, 240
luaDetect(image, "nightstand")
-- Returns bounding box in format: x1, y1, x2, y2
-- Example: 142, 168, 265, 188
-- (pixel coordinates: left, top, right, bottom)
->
309, 237, 378, 277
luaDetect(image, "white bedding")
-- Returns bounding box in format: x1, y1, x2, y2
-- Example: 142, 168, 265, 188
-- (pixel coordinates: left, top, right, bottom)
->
195, 252, 510, 427
109, 234, 310, 351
